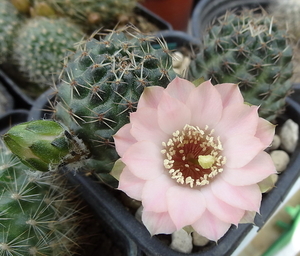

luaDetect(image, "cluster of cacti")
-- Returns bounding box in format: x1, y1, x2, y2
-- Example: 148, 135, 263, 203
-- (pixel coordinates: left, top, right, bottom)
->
0, 141, 86, 256
11, 0, 138, 30
13, 16, 84, 90
269, 0, 300, 42
188, 8, 293, 122
0, 0, 24, 64
4, 27, 177, 185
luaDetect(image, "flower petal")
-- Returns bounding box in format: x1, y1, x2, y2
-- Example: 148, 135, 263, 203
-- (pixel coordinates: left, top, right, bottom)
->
137, 86, 164, 109
221, 151, 276, 186
113, 123, 136, 157
192, 210, 232, 241
186, 80, 223, 128
142, 210, 177, 235
215, 105, 259, 141
255, 117, 276, 148
165, 77, 195, 103
130, 108, 169, 144
142, 174, 176, 213
201, 186, 245, 225
122, 141, 164, 180
157, 91, 191, 135
214, 83, 244, 108
166, 186, 206, 230
118, 166, 146, 201
211, 177, 262, 212
224, 135, 264, 168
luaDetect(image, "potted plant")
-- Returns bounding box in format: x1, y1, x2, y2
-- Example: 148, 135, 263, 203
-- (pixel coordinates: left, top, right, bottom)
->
3, 10, 299, 255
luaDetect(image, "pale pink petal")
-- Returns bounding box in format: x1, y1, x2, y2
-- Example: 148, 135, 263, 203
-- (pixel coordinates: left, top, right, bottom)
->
255, 118, 276, 148
221, 151, 276, 186
142, 174, 176, 213
118, 166, 146, 201
192, 210, 232, 241
224, 135, 264, 168
215, 105, 259, 141
201, 186, 245, 225
142, 210, 177, 235
137, 86, 164, 109
166, 186, 206, 230
214, 83, 244, 107
186, 80, 223, 128
165, 77, 195, 103
211, 177, 262, 212
122, 141, 164, 180
130, 109, 169, 144
157, 91, 191, 135
113, 123, 137, 157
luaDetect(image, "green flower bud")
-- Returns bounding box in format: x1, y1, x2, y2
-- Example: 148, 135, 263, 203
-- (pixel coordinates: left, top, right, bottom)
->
3, 120, 70, 172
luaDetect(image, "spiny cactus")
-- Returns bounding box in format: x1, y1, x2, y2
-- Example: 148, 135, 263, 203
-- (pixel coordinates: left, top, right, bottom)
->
188, 8, 293, 122
4, 27, 177, 185
0, 141, 86, 256
0, 0, 24, 64
13, 0, 138, 30
13, 16, 85, 94
52, 27, 177, 179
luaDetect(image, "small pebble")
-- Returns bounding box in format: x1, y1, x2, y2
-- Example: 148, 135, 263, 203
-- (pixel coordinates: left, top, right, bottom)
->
270, 150, 290, 173
170, 229, 193, 253
270, 135, 281, 150
279, 119, 299, 153
192, 232, 210, 246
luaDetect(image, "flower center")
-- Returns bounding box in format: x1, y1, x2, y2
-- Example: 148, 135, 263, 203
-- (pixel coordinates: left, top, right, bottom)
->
161, 124, 226, 188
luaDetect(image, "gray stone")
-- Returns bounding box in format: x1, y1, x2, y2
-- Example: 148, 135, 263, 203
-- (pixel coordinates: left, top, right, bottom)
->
270, 134, 281, 150
279, 119, 299, 153
270, 150, 290, 173
170, 229, 193, 253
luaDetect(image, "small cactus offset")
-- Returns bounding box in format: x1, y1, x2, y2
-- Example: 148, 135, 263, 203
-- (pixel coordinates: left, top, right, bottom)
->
0, 141, 86, 256
0, 0, 24, 64
13, 16, 85, 92
188, 8, 293, 122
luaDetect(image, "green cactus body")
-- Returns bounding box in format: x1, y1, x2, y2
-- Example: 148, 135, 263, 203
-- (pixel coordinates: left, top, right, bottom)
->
0, 142, 84, 255
33, 0, 137, 28
53, 28, 177, 179
0, 0, 24, 64
13, 16, 85, 92
188, 9, 293, 122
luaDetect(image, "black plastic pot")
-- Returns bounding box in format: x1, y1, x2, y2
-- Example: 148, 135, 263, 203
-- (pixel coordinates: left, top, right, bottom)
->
59, 96, 300, 256
191, 0, 272, 40
0, 109, 29, 134
0, 69, 33, 110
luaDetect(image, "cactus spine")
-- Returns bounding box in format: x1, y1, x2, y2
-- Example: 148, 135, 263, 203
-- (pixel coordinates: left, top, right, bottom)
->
188, 8, 293, 122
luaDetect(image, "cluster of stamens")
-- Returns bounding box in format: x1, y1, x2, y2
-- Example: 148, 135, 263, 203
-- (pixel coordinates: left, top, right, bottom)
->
161, 124, 226, 188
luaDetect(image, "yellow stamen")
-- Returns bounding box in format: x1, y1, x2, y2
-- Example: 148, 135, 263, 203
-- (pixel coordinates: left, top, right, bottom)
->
197, 155, 215, 169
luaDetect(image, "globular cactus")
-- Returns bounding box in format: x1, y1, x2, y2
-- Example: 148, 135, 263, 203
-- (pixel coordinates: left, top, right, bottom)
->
13, 16, 85, 94
13, 0, 138, 30
5, 27, 177, 185
0, 141, 86, 256
188, 8, 293, 122
0, 0, 24, 64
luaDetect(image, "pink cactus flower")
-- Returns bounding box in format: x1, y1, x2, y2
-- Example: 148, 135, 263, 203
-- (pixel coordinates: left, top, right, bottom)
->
113, 77, 276, 241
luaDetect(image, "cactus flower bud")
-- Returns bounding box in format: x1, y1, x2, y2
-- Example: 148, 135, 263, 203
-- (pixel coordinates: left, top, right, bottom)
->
3, 120, 71, 172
